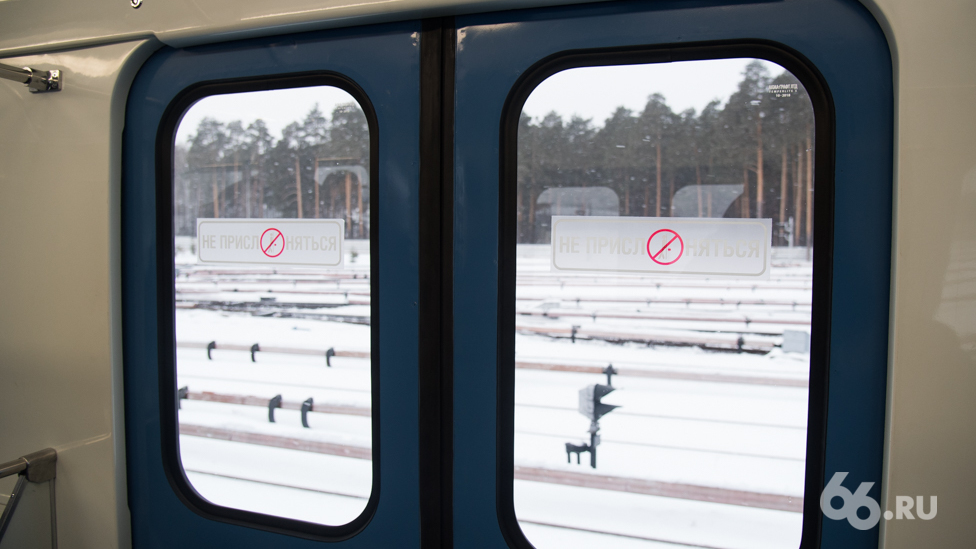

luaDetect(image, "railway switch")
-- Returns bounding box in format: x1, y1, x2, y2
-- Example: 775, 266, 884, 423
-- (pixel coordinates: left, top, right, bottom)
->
301, 398, 314, 428
268, 394, 282, 423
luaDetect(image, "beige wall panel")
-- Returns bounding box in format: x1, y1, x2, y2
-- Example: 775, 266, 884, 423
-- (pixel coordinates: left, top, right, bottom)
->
0, 0, 605, 57
877, 0, 976, 547
0, 40, 157, 549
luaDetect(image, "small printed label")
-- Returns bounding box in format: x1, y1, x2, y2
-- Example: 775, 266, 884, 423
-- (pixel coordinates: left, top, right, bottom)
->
197, 219, 344, 267
550, 216, 771, 278
767, 83, 799, 98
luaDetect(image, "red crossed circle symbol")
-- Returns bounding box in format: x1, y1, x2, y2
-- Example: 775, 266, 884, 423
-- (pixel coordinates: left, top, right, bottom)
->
260, 228, 285, 258
646, 229, 684, 265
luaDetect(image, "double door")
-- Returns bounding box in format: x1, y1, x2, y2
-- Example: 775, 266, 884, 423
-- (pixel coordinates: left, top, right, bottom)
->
122, 2, 893, 548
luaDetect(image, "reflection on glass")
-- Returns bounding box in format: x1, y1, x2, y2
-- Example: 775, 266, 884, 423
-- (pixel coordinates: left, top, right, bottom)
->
513, 59, 815, 548
172, 86, 372, 526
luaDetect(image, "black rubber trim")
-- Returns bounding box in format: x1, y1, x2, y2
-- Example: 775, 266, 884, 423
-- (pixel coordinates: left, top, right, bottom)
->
155, 71, 381, 541
496, 41, 835, 549
419, 17, 456, 549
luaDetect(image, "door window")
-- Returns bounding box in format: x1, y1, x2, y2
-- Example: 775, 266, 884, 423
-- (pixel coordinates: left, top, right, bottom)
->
510, 58, 816, 548
171, 84, 375, 527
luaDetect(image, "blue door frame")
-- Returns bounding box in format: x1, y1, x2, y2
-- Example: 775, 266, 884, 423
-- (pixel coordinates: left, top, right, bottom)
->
122, 22, 422, 548
121, 1, 893, 547
452, 1, 892, 548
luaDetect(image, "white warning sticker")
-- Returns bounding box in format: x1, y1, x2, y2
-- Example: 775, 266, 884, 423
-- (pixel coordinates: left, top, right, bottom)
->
550, 216, 771, 278
196, 219, 344, 267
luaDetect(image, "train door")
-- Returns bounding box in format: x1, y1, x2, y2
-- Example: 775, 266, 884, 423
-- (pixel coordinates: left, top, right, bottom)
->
451, 1, 892, 549
122, 22, 424, 547
121, 1, 892, 548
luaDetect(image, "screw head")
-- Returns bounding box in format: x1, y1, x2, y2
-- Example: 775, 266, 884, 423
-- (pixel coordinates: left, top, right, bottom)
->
131, 0, 142, 8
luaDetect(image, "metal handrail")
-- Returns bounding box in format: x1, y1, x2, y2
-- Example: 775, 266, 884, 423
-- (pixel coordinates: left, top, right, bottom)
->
0, 62, 62, 93
0, 448, 58, 548
0, 448, 56, 483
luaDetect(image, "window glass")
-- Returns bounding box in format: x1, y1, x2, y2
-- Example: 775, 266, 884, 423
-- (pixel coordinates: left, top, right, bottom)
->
513, 59, 815, 548
172, 86, 372, 526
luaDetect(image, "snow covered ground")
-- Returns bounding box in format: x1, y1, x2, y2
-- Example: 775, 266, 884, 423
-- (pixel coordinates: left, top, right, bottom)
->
172, 242, 813, 547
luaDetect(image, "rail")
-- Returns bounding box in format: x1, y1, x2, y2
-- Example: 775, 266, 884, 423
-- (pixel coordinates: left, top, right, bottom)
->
177, 340, 804, 385
178, 425, 800, 512
0, 63, 62, 92
0, 448, 57, 548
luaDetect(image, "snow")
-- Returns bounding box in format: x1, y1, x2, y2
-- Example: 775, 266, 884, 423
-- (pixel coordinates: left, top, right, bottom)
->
172, 243, 814, 545
515, 482, 801, 549
182, 437, 370, 525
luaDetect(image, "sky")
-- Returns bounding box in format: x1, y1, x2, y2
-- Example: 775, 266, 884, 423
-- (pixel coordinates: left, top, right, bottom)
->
175, 58, 786, 146
175, 86, 357, 147
522, 58, 783, 125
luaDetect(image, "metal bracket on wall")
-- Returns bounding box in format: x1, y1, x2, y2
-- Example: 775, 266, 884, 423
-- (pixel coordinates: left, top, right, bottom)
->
0, 63, 62, 93
0, 448, 58, 548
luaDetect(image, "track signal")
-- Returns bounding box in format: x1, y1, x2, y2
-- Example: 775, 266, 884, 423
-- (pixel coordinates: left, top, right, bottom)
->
579, 384, 619, 422
568, 382, 621, 468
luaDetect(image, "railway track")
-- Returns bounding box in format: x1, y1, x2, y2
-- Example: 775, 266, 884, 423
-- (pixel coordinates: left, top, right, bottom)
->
185, 469, 368, 501
518, 296, 811, 308
176, 299, 810, 336
176, 286, 371, 297
175, 301, 372, 324
517, 309, 810, 326
179, 285, 806, 309
517, 519, 732, 549
514, 324, 777, 352
176, 341, 805, 386
179, 424, 372, 459
177, 268, 810, 293
178, 424, 802, 513
180, 388, 805, 431
514, 279, 811, 291
183, 390, 371, 417
516, 361, 805, 387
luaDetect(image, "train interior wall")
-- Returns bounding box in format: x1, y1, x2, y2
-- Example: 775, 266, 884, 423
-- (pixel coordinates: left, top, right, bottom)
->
0, 0, 973, 547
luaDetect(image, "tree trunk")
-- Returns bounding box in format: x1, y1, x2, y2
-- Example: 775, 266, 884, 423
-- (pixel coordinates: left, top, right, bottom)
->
805, 127, 813, 250
755, 118, 764, 219
244, 156, 252, 218
667, 173, 674, 217
779, 146, 788, 234
211, 169, 219, 218
256, 173, 264, 218
741, 166, 750, 218
528, 189, 537, 243
314, 163, 320, 218
794, 144, 803, 242
357, 173, 364, 238
219, 170, 227, 218
330, 183, 337, 218
345, 171, 352, 237
295, 156, 303, 219
624, 187, 630, 217
655, 138, 662, 217
517, 186, 524, 240
233, 154, 240, 216
696, 163, 703, 218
